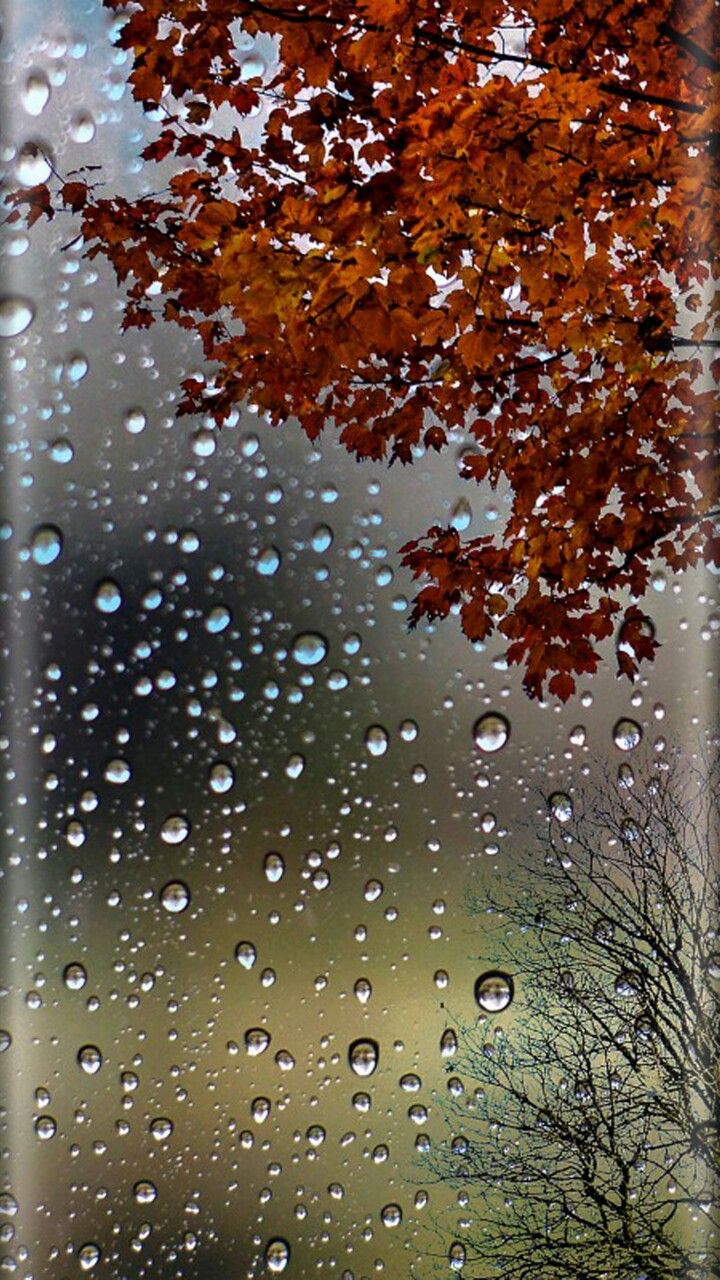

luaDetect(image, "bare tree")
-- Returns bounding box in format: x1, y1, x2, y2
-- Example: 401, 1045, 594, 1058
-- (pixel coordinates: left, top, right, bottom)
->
428, 753, 719, 1279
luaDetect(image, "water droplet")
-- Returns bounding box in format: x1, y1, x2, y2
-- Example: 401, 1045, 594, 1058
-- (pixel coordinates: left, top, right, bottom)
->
160, 814, 190, 845
192, 427, 216, 457
265, 1239, 290, 1273
252, 1096, 271, 1123
364, 724, 389, 757
449, 1242, 467, 1270
353, 977, 372, 1004
70, 111, 96, 143
77, 1044, 102, 1074
235, 940, 256, 969
159, 880, 191, 913
63, 962, 87, 990
440, 1027, 458, 1058
149, 1116, 173, 1141
245, 1027, 271, 1056
133, 1180, 157, 1204
15, 140, 52, 186
473, 712, 510, 753
450, 496, 472, 531
257, 545, 281, 576
30, 524, 63, 565
291, 631, 328, 666
78, 1243, 101, 1272
311, 523, 333, 552
613, 718, 642, 752
22, 71, 51, 116
124, 407, 147, 435
0, 296, 35, 338
205, 604, 232, 633
34, 1114, 57, 1140
548, 792, 573, 823
49, 436, 74, 464
381, 1203, 402, 1228
474, 971, 514, 1012
348, 1037, 378, 1077
209, 762, 234, 793
264, 852, 285, 883
94, 578, 123, 613
104, 757, 131, 784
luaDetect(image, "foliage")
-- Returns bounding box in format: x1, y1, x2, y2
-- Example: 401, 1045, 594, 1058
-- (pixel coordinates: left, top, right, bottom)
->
9, 0, 720, 695
428, 756, 720, 1278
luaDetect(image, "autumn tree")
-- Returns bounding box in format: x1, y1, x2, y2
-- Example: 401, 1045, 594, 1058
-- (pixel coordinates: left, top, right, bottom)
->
10, 0, 719, 696
425, 755, 720, 1279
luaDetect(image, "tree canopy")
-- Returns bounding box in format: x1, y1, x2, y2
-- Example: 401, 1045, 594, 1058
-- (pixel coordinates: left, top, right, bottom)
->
11, 0, 719, 696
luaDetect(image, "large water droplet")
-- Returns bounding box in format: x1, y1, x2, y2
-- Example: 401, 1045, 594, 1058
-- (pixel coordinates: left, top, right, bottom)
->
264, 852, 285, 883
94, 579, 123, 613
15, 141, 52, 186
473, 712, 510, 753
209, 762, 234, 793
474, 970, 514, 1012
381, 1203, 402, 1228
450, 496, 472, 531
548, 792, 573, 823
123, 407, 147, 435
235, 940, 256, 969
291, 631, 328, 666
364, 725, 389, 757
256, 545, 281, 576
159, 880, 191, 913
449, 1242, 467, 1270
0, 296, 35, 338
78, 1243, 101, 1272
63, 962, 87, 990
160, 814, 190, 845
30, 524, 63, 565
348, 1037, 378, 1077
265, 1239, 290, 1273
613, 718, 642, 751
133, 1180, 157, 1204
22, 71, 51, 116
77, 1044, 102, 1074
245, 1027, 271, 1056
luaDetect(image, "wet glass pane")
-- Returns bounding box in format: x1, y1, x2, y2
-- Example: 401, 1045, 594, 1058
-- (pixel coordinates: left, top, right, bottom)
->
1, 3, 717, 1279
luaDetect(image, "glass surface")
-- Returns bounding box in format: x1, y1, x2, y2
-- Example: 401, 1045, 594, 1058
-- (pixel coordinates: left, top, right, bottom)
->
0, 2, 717, 1278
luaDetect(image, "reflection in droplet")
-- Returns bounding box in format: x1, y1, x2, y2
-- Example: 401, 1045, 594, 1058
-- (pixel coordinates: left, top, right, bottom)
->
474, 971, 514, 1013
30, 524, 63, 565
159, 880, 191, 913
348, 1037, 379, 1077
613, 718, 642, 751
0, 296, 35, 338
291, 631, 328, 666
473, 712, 510, 753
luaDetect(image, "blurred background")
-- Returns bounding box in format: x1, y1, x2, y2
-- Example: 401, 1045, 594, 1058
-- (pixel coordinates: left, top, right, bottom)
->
0, 2, 717, 1276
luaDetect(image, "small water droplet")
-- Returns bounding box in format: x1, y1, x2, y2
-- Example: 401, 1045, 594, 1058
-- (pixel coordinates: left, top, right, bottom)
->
364, 725, 389, 757
235, 940, 257, 969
